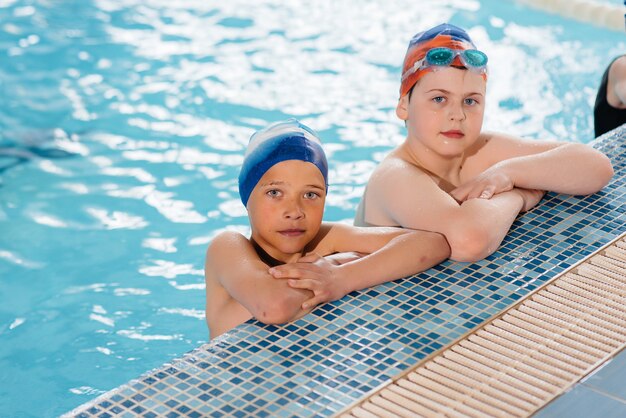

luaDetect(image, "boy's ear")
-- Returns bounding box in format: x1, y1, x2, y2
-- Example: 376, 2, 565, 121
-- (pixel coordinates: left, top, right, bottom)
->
396, 95, 409, 121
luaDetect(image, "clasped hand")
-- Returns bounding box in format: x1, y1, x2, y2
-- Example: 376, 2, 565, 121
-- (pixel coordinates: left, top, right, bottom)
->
450, 164, 514, 202
268, 252, 364, 310
450, 164, 544, 211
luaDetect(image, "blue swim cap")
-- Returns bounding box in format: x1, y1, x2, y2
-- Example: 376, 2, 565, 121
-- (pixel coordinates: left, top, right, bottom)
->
238, 119, 329, 208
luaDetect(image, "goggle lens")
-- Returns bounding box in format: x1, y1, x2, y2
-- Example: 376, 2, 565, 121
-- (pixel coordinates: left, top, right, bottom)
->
425, 47, 488, 70
462, 49, 488, 68
426, 48, 456, 66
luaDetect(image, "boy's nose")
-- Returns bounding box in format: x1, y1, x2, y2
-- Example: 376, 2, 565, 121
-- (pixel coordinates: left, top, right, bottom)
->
283, 199, 305, 219
449, 103, 466, 121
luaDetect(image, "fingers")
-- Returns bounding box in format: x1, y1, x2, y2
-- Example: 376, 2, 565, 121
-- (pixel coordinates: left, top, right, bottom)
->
287, 278, 315, 289
298, 252, 322, 263
286, 279, 331, 309
269, 266, 306, 278
452, 185, 484, 202
449, 186, 469, 202
461, 183, 495, 200
478, 185, 496, 199
299, 289, 333, 309
453, 182, 501, 201
324, 251, 364, 265
269, 262, 324, 278
452, 169, 514, 201
465, 187, 484, 200
269, 253, 328, 278
301, 295, 325, 310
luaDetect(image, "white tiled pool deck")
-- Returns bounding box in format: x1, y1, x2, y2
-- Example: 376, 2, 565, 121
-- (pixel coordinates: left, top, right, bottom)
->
64, 126, 626, 418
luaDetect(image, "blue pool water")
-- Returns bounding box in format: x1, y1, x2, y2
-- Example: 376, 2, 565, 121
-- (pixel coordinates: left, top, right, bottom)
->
0, 0, 623, 416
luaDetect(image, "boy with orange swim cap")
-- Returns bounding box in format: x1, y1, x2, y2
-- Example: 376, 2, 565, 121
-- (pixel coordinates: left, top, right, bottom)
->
399, 23, 488, 98
205, 119, 449, 339
355, 23, 614, 262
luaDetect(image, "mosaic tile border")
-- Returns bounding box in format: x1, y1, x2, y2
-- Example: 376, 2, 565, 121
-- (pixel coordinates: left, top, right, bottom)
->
337, 233, 626, 417
65, 128, 626, 418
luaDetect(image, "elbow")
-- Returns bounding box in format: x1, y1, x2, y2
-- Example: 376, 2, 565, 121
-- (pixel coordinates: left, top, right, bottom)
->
252, 295, 300, 325
578, 147, 614, 194
429, 233, 451, 262
581, 154, 614, 195
446, 226, 495, 263
595, 154, 614, 190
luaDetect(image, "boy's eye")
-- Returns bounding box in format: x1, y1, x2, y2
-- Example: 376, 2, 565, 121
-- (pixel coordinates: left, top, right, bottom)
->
304, 191, 320, 199
432, 96, 445, 103
464, 98, 478, 105
266, 189, 281, 197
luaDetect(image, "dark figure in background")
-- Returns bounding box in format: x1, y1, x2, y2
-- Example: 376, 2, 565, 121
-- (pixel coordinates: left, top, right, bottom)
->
594, 55, 626, 137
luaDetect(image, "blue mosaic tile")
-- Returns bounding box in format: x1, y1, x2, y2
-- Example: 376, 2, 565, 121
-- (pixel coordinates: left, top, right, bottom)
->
63, 129, 626, 417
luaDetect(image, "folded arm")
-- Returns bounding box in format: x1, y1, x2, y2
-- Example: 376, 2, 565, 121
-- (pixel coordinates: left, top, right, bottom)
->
270, 223, 450, 308
372, 167, 535, 262
452, 136, 613, 201
324, 223, 450, 293
206, 231, 313, 326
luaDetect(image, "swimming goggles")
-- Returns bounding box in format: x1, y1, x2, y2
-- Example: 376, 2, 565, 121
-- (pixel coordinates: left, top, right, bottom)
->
401, 47, 488, 81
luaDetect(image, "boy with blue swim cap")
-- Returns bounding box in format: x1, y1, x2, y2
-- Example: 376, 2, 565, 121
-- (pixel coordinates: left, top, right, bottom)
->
238, 119, 328, 208
356, 23, 614, 262
205, 119, 450, 338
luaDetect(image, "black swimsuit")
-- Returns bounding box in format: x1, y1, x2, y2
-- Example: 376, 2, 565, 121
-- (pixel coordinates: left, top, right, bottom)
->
594, 56, 626, 137
250, 239, 285, 267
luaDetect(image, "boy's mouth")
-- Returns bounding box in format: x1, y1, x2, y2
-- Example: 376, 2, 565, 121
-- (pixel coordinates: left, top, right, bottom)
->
278, 229, 306, 237
441, 130, 464, 139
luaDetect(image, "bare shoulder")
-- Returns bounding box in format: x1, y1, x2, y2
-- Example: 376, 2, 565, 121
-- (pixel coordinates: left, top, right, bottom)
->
610, 55, 626, 74
205, 231, 254, 339
204, 233, 239, 309
361, 150, 455, 229
609, 56, 626, 103
368, 151, 433, 193
207, 230, 248, 256
373, 150, 426, 174
205, 230, 252, 275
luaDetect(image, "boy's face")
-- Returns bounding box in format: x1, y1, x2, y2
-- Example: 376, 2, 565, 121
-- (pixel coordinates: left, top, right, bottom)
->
247, 160, 326, 263
396, 66, 486, 158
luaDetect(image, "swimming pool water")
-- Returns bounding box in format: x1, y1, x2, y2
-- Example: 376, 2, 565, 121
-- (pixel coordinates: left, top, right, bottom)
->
0, 0, 623, 416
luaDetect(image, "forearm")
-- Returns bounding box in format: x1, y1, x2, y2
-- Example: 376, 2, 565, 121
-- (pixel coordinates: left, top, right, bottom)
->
245, 276, 313, 324
210, 232, 314, 325
447, 190, 524, 262
335, 232, 450, 294
222, 267, 313, 324
500, 144, 613, 194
